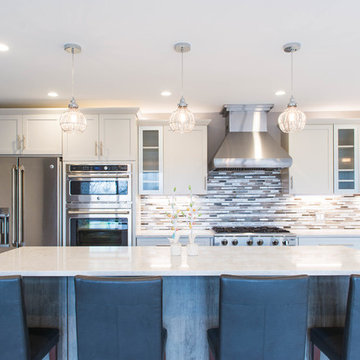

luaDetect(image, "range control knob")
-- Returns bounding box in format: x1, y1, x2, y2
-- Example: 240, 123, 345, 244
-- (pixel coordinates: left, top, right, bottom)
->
104, 166, 108, 170
257, 239, 264, 246
232, 239, 238, 246
282, 239, 289, 246
221, 240, 228, 246
247, 239, 253, 246
272, 239, 279, 246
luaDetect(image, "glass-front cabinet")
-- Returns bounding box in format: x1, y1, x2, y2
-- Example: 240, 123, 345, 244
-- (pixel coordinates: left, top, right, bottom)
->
334, 125, 358, 194
139, 126, 163, 194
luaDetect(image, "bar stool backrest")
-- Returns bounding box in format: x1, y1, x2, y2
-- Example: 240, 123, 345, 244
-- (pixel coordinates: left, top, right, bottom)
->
343, 275, 360, 360
0, 275, 30, 360
219, 275, 309, 360
75, 276, 163, 360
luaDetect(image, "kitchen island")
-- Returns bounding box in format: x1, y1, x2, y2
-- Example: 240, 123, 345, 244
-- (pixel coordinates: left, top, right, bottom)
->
0, 246, 359, 360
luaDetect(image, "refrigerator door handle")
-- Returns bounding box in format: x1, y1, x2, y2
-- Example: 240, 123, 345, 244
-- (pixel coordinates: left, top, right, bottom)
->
11, 166, 18, 247
18, 165, 25, 247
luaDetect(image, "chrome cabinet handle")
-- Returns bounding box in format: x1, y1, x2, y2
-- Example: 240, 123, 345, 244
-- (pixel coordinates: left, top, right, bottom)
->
290, 176, 294, 190
11, 166, 17, 247
204, 176, 207, 190
100, 141, 104, 156
18, 165, 24, 247
95, 141, 98, 156
22, 135, 26, 150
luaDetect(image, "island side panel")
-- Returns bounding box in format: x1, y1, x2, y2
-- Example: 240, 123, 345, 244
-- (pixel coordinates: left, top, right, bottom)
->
163, 276, 219, 360
23, 277, 67, 360
29, 275, 350, 360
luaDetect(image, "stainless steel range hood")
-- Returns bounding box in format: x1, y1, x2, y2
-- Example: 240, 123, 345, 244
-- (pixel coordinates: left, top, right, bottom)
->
211, 104, 292, 169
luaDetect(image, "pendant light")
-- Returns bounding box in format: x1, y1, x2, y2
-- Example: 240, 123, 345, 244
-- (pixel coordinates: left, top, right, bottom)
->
169, 42, 195, 133
59, 43, 87, 133
278, 42, 306, 133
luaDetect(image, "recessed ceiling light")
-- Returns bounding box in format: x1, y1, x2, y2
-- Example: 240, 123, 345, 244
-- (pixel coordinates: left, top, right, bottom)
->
161, 90, 172, 97
275, 90, 286, 96
0, 43, 9, 52
48, 91, 59, 97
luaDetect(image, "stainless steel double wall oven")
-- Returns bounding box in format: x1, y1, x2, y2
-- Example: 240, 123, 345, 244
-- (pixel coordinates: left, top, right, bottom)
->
65, 164, 132, 246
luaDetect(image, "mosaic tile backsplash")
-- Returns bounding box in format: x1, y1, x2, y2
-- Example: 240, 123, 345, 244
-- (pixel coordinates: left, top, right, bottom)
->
140, 170, 360, 231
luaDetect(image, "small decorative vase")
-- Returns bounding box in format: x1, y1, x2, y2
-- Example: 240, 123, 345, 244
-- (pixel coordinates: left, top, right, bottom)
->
170, 241, 182, 256
186, 232, 199, 256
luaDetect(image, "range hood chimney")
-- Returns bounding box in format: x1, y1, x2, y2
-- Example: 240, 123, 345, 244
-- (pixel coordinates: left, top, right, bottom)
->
211, 104, 292, 169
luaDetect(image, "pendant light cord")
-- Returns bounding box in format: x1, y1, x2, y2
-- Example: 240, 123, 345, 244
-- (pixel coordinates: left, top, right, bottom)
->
181, 48, 184, 97
71, 49, 75, 99
290, 51, 294, 98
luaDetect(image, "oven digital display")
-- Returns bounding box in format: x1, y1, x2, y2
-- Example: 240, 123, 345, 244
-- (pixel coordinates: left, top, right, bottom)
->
70, 180, 128, 196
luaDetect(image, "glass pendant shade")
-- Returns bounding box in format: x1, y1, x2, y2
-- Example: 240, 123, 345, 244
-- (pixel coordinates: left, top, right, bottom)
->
169, 96, 195, 133
59, 97, 87, 132
278, 98, 306, 133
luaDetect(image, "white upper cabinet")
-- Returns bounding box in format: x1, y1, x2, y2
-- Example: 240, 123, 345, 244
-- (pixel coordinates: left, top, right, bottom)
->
22, 115, 62, 154
0, 114, 62, 155
139, 126, 163, 194
62, 115, 99, 161
289, 124, 333, 195
334, 125, 358, 194
163, 125, 208, 195
0, 115, 22, 154
100, 114, 136, 161
63, 112, 137, 161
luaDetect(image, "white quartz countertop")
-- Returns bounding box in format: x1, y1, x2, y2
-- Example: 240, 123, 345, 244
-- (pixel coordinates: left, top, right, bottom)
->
1, 246, 360, 276
294, 229, 360, 237
136, 230, 215, 237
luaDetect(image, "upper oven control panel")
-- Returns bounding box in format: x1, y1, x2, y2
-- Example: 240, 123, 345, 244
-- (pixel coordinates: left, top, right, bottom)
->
67, 164, 129, 172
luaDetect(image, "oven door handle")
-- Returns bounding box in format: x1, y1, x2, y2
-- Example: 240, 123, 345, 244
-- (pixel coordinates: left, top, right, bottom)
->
67, 210, 131, 215
67, 174, 130, 179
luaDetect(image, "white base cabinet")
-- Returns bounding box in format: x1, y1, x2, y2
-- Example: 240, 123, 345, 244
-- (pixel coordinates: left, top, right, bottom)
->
136, 236, 213, 246
298, 236, 360, 249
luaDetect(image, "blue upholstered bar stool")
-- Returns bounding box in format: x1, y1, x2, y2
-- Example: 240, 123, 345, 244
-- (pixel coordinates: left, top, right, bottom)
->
75, 275, 167, 360
310, 275, 360, 360
0, 275, 59, 360
207, 275, 309, 360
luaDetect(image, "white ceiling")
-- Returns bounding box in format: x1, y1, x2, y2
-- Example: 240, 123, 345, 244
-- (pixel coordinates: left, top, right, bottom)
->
1, 0, 360, 113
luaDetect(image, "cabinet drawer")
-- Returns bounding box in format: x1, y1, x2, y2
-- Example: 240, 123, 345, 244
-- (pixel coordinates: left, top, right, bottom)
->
136, 236, 213, 246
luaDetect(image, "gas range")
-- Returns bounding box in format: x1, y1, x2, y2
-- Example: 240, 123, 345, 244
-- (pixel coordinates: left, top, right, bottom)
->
212, 226, 297, 247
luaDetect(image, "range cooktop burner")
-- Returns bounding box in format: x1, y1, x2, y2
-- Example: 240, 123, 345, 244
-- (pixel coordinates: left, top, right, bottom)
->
212, 226, 290, 234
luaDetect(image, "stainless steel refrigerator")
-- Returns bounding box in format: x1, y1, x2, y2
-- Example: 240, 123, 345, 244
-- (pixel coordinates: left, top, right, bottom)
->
0, 157, 61, 249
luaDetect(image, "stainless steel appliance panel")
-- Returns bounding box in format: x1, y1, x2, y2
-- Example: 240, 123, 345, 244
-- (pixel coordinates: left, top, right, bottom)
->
66, 208, 131, 246
20, 157, 60, 246
0, 158, 18, 248
66, 164, 131, 204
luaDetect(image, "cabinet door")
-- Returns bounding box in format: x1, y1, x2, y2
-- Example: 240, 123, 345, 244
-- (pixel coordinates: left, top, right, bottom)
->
0, 115, 21, 154
139, 126, 163, 194
163, 125, 207, 195
334, 125, 358, 194
289, 124, 333, 195
100, 114, 136, 160
62, 115, 99, 161
22, 115, 62, 154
